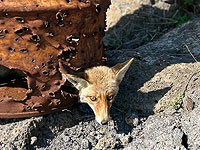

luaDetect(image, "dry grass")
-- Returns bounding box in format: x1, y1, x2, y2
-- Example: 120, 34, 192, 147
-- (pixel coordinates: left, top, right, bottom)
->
104, 4, 195, 50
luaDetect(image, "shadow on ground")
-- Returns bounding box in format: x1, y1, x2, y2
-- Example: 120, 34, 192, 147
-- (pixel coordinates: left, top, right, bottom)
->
104, 3, 199, 133
1, 2, 200, 149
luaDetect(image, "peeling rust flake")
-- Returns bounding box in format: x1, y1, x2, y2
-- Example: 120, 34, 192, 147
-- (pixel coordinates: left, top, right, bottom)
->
0, 0, 110, 118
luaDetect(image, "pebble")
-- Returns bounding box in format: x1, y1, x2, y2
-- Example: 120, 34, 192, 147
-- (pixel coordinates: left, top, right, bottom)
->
81, 139, 90, 149
125, 113, 139, 127
30, 136, 37, 145
120, 135, 133, 146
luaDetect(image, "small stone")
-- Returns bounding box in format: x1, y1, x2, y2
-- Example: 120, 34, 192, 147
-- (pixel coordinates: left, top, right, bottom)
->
108, 120, 115, 126
183, 97, 194, 112
120, 135, 133, 146
125, 113, 139, 127
95, 136, 115, 150
30, 136, 37, 145
81, 139, 91, 149
63, 136, 71, 142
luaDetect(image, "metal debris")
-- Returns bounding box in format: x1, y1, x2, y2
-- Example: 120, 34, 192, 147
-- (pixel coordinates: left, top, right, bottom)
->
0, 0, 110, 118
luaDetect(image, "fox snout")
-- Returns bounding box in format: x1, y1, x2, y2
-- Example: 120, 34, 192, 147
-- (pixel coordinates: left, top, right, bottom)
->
96, 116, 110, 125
60, 58, 134, 125
89, 100, 111, 125
95, 111, 110, 125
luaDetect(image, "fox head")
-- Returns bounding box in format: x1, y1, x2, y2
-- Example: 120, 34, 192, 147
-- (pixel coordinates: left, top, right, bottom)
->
61, 58, 133, 125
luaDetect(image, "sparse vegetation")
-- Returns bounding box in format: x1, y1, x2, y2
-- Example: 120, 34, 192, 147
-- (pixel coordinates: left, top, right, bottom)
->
183, 0, 200, 13
171, 93, 183, 110
172, 14, 192, 27
104, 0, 200, 50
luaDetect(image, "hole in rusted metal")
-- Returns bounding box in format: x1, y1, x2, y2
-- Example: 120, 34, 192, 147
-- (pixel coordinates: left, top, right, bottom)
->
15, 38, 19, 41
41, 63, 45, 68
49, 92, 55, 97
31, 34, 40, 42
56, 12, 64, 25
78, 0, 89, 3
58, 49, 77, 62
15, 27, 29, 35
66, 35, 80, 43
61, 85, 77, 96
8, 47, 15, 52
42, 71, 49, 76
36, 4, 39, 7
32, 104, 42, 110
66, 0, 71, 3
49, 55, 53, 59
48, 32, 54, 37
41, 84, 46, 90
0, 65, 27, 89
44, 21, 50, 28
0, 34, 4, 39
16, 17, 24, 23
31, 58, 35, 63
20, 49, 29, 53
96, 4, 101, 13
4, 29, 9, 34
35, 85, 39, 89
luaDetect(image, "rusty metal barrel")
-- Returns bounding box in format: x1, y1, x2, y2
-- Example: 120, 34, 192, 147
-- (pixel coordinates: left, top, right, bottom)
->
0, 0, 110, 118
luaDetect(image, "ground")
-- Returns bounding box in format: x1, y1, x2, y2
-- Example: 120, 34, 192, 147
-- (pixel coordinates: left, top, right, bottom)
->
1, 0, 200, 150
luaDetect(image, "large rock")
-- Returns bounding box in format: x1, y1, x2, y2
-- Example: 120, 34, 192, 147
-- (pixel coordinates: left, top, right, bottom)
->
106, 18, 200, 149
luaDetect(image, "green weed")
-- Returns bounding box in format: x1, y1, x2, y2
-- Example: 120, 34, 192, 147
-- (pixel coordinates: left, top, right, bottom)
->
172, 14, 192, 27
171, 93, 183, 110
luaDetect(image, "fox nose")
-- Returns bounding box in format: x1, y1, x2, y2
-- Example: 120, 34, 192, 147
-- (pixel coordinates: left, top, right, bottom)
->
101, 119, 108, 125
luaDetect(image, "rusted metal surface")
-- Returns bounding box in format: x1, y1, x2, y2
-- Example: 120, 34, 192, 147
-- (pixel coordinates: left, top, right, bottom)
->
0, 0, 110, 118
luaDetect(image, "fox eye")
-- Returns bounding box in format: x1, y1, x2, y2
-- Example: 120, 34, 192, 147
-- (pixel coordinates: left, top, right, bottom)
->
107, 95, 113, 101
89, 96, 97, 101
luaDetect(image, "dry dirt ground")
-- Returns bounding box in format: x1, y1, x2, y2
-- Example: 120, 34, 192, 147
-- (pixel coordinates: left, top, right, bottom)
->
1, 0, 200, 150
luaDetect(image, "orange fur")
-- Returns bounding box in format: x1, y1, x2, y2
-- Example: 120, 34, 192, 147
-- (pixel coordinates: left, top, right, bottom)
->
61, 58, 133, 124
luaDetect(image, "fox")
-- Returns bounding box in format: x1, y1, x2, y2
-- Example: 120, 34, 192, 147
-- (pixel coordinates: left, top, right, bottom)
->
60, 58, 133, 125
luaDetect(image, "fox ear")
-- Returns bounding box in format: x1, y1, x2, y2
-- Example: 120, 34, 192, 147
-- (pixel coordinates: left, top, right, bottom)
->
112, 58, 134, 84
61, 73, 89, 90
